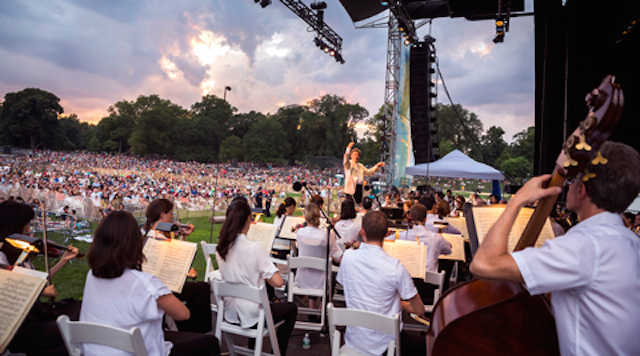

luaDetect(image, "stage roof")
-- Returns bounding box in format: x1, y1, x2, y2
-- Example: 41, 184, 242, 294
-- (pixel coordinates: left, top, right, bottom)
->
338, 0, 524, 23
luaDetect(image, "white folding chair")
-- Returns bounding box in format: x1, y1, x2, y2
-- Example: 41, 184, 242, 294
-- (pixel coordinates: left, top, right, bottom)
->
211, 280, 284, 356
56, 315, 148, 356
286, 255, 330, 331
327, 302, 400, 356
424, 270, 446, 313
200, 241, 221, 317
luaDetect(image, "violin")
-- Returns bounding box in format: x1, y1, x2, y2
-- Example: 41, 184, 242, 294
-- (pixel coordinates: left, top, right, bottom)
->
426, 76, 623, 355
6, 233, 84, 259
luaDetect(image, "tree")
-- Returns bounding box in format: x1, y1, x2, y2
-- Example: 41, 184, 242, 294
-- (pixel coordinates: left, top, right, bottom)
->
500, 156, 532, 182
0, 88, 63, 151
434, 103, 483, 160
510, 126, 535, 163
243, 118, 286, 164
55, 114, 92, 150
273, 105, 306, 165
219, 135, 245, 161
128, 95, 186, 156
480, 125, 508, 168
229, 111, 264, 139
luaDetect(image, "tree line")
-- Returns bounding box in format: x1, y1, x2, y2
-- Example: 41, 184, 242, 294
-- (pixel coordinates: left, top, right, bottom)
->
0, 88, 533, 179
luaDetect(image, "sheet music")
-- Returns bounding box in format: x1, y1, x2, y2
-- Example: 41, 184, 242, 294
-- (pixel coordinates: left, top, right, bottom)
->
277, 216, 306, 240
472, 206, 555, 252
445, 217, 468, 238
142, 238, 197, 293
247, 222, 277, 254
383, 241, 427, 280
0, 267, 47, 353
440, 233, 466, 261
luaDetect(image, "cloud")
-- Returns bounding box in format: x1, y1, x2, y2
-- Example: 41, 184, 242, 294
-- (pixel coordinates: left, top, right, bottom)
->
0, 0, 534, 143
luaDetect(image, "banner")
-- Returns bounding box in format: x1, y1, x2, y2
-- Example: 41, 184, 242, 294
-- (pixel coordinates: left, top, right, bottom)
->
394, 43, 415, 187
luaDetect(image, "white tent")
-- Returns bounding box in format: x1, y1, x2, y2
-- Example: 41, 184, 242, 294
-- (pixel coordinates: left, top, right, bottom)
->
405, 149, 505, 180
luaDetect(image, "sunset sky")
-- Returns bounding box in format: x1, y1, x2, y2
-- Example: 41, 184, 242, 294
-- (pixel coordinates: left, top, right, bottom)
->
0, 0, 535, 141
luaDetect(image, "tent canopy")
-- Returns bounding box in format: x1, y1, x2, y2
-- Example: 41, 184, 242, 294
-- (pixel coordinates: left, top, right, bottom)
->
406, 149, 504, 180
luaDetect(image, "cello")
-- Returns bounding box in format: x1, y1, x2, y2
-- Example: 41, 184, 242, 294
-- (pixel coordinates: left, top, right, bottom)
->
426, 75, 624, 355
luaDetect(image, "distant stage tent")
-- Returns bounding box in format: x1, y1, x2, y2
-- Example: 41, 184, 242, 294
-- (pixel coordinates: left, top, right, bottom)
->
405, 149, 505, 180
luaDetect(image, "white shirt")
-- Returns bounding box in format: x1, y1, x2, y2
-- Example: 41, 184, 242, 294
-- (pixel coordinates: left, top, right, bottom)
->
399, 224, 452, 272
337, 243, 418, 356
216, 234, 278, 328
511, 212, 640, 356
333, 219, 362, 246
426, 213, 461, 234
295, 226, 343, 290
343, 146, 378, 195
80, 269, 172, 356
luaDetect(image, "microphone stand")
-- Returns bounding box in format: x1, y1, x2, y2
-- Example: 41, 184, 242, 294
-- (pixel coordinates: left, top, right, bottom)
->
295, 182, 342, 336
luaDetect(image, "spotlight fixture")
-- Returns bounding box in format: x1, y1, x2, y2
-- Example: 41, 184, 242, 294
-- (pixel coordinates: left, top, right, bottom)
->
259, 0, 271, 7
404, 39, 411, 46
493, 17, 506, 43
380, 1, 389, 5
310, 1, 327, 10
329, 49, 336, 56
314, 37, 322, 47
324, 46, 330, 53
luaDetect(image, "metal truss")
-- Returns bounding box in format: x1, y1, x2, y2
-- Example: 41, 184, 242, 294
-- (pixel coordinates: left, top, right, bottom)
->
381, 14, 401, 187
279, 0, 343, 56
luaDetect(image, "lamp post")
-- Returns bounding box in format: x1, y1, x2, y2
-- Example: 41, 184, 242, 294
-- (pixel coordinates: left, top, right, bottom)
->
223, 86, 231, 102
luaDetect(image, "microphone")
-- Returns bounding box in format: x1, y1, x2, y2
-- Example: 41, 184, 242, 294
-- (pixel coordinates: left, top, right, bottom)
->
292, 182, 307, 192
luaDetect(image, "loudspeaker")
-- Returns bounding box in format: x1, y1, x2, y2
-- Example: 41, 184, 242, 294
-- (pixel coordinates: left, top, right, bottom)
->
410, 42, 434, 164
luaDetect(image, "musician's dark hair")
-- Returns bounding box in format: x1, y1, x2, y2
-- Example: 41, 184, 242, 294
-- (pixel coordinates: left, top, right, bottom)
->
418, 196, 435, 210
312, 195, 324, 208
276, 197, 296, 218
0, 201, 34, 241
622, 212, 635, 222
0, 201, 35, 265
217, 200, 252, 261
304, 202, 321, 227
582, 141, 640, 213
409, 203, 428, 223
362, 211, 388, 243
340, 196, 356, 220
144, 198, 173, 232
89, 211, 145, 279
362, 196, 373, 210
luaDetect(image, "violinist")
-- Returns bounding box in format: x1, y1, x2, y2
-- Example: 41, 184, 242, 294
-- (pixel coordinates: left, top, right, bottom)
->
0, 200, 80, 355
144, 198, 211, 334
470, 142, 640, 355
334, 196, 362, 249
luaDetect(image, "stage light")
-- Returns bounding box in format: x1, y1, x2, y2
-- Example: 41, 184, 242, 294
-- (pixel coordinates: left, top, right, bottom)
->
314, 37, 322, 47
324, 46, 330, 53
329, 49, 336, 56
259, 0, 271, 7
310, 1, 327, 10
381, 1, 389, 6
404, 39, 411, 46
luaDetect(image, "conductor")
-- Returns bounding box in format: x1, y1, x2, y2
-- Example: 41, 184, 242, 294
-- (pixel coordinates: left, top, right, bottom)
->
343, 142, 384, 204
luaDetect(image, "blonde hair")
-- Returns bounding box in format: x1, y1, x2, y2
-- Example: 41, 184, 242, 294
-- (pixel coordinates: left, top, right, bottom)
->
304, 202, 320, 227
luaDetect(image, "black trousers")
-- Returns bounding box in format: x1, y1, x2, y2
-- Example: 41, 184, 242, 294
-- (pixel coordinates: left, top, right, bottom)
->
165, 330, 220, 356
248, 301, 298, 356
174, 281, 213, 333
346, 184, 364, 204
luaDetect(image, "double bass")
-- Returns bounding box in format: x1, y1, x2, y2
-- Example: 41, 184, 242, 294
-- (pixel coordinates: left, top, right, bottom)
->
426, 75, 624, 355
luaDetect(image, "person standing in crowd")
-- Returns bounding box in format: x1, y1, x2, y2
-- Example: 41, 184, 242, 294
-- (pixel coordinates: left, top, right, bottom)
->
343, 142, 384, 204
471, 142, 640, 355
81, 211, 219, 356
216, 200, 297, 356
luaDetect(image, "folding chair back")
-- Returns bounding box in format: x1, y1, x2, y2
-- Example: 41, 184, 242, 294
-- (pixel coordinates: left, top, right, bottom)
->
327, 303, 400, 356
200, 241, 220, 282
424, 270, 446, 312
211, 279, 282, 356
287, 255, 330, 331
56, 315, 148, 356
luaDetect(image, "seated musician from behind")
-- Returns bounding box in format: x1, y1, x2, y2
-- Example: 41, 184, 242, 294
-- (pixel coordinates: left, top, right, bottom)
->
81, 211, 219, 356
296, 202, 343, 310
471, 142, 640, 356
337, 211, 426, 355
401, 204, 452, 272
334, 196, 362, 249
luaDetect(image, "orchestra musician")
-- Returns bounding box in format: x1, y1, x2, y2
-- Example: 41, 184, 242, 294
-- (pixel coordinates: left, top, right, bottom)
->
144, 199, 212, 334
0, 200, 81, 355
81, 211, 219, 356
470, 142, 640, 355
343, 142, 384, 204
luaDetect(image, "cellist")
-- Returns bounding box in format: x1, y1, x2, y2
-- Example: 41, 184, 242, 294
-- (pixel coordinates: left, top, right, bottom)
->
470, 141, 640, 355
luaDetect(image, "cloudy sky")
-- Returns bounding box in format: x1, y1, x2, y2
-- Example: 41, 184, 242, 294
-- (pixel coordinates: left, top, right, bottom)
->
0, 0, 534, 141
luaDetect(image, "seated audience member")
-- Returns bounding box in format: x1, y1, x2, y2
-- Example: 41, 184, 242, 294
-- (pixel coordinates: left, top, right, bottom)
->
337, 211, 426, 355
1, 201, 80, 355
144, 199, 211, 334
216, 200, 297, 356
401, 204, 452, 272
81, 211, 219, 356
296, 202, 343, 310
334, 196, 362, 249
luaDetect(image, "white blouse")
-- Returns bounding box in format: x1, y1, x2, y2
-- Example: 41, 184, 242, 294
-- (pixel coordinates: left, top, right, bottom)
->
296, 226, 343, 290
